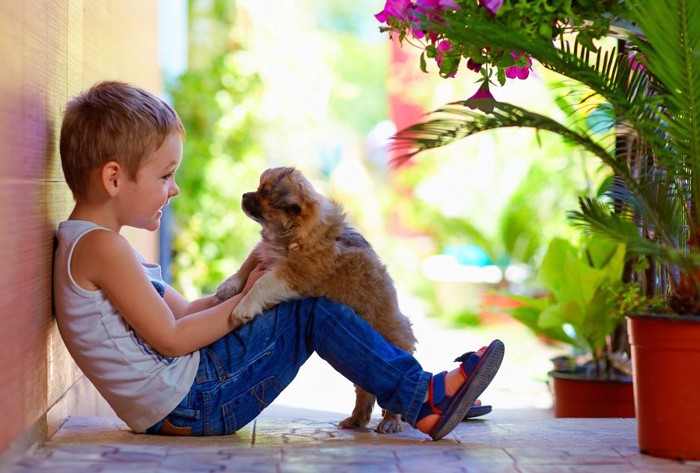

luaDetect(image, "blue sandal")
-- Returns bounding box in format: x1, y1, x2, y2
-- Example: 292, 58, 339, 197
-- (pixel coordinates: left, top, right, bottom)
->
464, 404, 492, 419
417, 339, 505, 440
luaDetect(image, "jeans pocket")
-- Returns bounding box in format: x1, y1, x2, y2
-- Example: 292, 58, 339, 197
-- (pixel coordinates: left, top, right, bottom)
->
221, 377, 284, 435
158, 406, 200, 436
196, 348, 227, 384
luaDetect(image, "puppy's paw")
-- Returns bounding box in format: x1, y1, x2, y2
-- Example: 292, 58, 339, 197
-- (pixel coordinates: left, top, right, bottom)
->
338, 415, 370, 430
376, 415, 404, 434
216, 276, 244, 301
230, 300, 260, 325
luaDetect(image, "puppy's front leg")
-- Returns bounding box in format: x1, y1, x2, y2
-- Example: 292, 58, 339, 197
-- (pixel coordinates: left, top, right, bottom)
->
231, 270, 299, 324
216, 247, 262, 301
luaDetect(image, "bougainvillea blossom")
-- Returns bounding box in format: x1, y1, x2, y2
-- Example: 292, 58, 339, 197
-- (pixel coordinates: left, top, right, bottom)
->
465, 82, 495, 113
375, 0, 533, 84
505, 52, 532, 79
374, 0, 414, 23
479, 0, 504, 16
466, 58, 483, 73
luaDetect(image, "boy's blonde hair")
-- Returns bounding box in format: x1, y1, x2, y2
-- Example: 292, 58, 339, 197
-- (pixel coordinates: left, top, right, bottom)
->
59, 80, 185, 198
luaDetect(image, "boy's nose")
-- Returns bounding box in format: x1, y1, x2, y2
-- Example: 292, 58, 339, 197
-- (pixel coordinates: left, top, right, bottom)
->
170, 181, 180, 197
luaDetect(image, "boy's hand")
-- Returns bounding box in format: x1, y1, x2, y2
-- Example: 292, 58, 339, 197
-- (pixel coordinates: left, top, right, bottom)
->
241, 264, 267, 295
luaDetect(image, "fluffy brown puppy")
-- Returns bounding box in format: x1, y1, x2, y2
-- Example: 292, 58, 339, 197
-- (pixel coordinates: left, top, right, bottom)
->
216, 167, 417, 433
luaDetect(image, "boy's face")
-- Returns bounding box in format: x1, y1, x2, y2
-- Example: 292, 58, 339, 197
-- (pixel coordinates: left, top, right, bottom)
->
118, 132, 182, 232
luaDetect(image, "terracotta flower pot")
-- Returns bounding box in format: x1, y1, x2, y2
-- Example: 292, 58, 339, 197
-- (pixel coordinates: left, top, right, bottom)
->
549, 370, 635, 418
628, 315, 700, 461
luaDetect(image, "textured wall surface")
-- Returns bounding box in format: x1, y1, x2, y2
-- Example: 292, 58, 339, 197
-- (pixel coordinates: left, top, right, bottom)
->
0, 0, 161, 458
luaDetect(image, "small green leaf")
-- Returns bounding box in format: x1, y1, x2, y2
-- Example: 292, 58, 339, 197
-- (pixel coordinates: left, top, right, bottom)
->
497, 68, 506, 86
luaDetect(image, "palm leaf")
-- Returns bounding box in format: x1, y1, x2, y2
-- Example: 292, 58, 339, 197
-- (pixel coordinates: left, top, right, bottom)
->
569, 195, 693, 270
569, 197, 650, 251
388, 0, 700, 309
606, 175, 688, 248
391, 101, 631, 179
390, 12, 660, 171
626, 0, 700, 223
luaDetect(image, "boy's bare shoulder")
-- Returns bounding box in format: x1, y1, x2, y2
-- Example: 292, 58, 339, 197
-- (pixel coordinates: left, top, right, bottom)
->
72, 228, 138, 290
77, 227, 130, 254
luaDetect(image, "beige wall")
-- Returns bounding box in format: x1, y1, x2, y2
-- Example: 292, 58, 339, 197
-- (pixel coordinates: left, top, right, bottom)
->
0, 0, 162, 461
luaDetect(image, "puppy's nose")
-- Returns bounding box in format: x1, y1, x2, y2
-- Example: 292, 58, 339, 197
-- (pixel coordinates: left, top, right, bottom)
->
242, 192, 262, 219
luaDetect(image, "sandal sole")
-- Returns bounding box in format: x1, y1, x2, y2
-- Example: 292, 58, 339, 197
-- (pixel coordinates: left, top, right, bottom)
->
430, 339, 505, 440
463, 404, 492, 420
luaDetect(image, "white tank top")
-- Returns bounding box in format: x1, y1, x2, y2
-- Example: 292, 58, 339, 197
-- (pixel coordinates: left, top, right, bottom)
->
53, 220, 199, 432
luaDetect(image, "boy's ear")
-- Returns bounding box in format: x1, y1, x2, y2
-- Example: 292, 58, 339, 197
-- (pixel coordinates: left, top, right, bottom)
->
101, 161, 123, 197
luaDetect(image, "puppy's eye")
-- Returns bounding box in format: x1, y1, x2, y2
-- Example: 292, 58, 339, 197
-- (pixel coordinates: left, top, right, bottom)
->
260, 187, 269, 197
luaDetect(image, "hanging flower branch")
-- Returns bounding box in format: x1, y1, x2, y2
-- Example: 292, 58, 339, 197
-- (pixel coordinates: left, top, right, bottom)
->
375, 0, 623, 102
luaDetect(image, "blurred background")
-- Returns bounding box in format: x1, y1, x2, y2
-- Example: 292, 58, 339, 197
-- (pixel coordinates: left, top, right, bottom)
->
161, 0, 617, 414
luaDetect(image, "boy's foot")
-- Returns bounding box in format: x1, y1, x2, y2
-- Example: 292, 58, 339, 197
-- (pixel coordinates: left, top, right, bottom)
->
416, 339, 504, 440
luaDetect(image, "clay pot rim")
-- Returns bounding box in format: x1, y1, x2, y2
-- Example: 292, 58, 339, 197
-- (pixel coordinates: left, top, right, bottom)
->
548, 369, 632, 383
627, 313, 700, 323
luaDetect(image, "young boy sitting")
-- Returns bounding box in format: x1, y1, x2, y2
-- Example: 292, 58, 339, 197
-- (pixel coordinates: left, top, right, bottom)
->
53, 80, 504, 439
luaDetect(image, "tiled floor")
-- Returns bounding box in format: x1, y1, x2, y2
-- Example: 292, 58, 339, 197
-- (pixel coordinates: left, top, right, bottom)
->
7, 291, 700, 472
7, 408, 700, 472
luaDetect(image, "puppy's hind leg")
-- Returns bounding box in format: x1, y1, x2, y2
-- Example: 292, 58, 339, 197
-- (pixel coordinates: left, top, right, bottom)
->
377, 410, 404, 434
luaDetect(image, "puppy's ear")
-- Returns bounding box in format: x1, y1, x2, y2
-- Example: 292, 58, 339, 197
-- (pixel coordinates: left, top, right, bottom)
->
273, 190, 303, 215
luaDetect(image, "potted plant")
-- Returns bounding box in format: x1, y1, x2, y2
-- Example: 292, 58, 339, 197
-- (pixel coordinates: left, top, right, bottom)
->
375, 0, 699, 460
503, 235, 642, 418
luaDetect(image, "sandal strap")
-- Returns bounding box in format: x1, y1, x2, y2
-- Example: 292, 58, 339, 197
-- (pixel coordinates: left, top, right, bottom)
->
417, 350, 486, 423
455, 350, 485, 379
417, 371, 447, 419
432, 370, 447, 404
454, 351, 475, 363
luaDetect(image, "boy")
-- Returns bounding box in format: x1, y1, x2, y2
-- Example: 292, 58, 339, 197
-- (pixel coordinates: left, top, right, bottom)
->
53, 80, 504, 439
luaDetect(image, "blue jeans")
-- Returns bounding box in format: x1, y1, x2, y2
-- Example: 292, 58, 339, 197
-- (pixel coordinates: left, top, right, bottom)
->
146, 297, 432, 436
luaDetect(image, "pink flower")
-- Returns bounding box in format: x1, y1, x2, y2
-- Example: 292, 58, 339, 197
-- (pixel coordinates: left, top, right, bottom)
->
465, 83, 495, 113
438, 40, 452, 53
505, 52, 532, 80
416, 0, 439, 9
479, 0, 503, 16
376, 0, 460, 43
414, 0, 460, 11
414, 0, 460, 38
375, 0, 426, 39
467, 58, 483, 73
375, 0, 413, 23
439, 0, 460, 8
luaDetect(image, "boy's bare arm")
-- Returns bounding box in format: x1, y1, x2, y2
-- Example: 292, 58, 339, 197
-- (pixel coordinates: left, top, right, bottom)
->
74, 230, 260, 357
164, 264, 268, 319
164, 290, 219, 320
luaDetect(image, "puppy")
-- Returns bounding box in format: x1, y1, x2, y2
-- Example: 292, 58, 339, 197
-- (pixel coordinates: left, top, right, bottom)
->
216, 167, 417, 433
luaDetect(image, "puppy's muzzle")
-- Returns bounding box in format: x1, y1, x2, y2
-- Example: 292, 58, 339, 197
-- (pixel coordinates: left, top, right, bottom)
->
242, 192, 263, 221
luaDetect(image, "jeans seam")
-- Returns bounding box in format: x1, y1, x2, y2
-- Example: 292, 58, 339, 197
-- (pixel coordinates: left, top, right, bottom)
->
405, 371, 431, 427
202, 391, 212, 435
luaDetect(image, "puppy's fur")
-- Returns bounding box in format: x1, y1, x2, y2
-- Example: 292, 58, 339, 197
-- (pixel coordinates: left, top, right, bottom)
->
216, 167, 417, 433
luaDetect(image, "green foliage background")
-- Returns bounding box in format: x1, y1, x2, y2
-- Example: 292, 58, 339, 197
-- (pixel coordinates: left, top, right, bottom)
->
165, 0, 614, 325
168, 0, 263, 299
